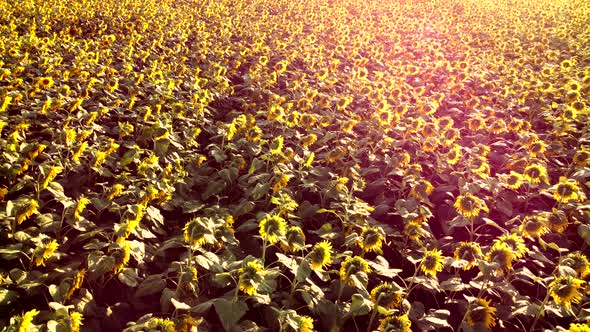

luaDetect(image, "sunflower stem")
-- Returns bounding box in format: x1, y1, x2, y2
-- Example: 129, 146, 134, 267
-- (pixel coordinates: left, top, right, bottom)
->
261, 239, 268, 265
366, 308, 378, 332
529, 290, 550, 332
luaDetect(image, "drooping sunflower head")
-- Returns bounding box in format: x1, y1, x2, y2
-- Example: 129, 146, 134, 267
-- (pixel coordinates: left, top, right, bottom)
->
297, 315, 314, 332
269, 136, 284, 155
523, 164, 550, 185
494, 233, 528, 258
562, 253, 590, 278
466, 298, 497, 330
358, 226, 385, 253
519, 215, 549, 239
340, 256, 371, 285
238, 260, 264, 296
546, 209, 569, 233
404, 221, 429, 243
421, 249, 444, 277
468, 155, 490, 178
281, 226, 306, 252
573, 149, 590, 166
259, 214, 287, 245
378, 314, 412, 332
454, 193, 485, 218
370, 282, 404, 309
503, 171, 524, 190
446, 144, 462, 165
308, 241, 332, 271
486, 242, 514, 274
183, 218, 209, 248
454, 242, 483, 270
552, 177, 584, 202
468, 116, 486, 132
549, 275, 585, 309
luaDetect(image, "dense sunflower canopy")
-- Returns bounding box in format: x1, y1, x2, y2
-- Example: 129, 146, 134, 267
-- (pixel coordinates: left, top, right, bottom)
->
1, 0, 590, 331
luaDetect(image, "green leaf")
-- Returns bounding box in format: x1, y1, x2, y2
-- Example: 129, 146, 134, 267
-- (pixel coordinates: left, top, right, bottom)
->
87, 252, 115, 281
349, 293, 371, 316
171, 297, 191, 310
118, 268, 139, 287
202, 179, 226, 200
0, 288, 18, 306
296, 260, 312, 283
160, 288, 176, 313
214, 299, 248, 331
135, 275, 167, 297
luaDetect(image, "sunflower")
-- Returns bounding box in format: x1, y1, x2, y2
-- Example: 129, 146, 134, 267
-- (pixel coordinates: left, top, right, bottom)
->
357, 226, 385, 253
446, 144, 462, 165
69, 312, 83, 332
378, 314, 412, 332
238, 260, 264, 296
340, 256, 371, 285
502, 171, 524, 190
259, 214, 287, 245
468, 116, 486, 132
468, 155, 490, 178
183, 218, 209, 248
404, 221, 429, 243
421, 137, 440, 152
370, 283, 404, 309
454, 193, 486, 218
523, 164, 550, 185
34, 239, 59, 266
545, 209, 568, 233
466, 298, 497, 330
421, 123, 438, 138
16, 198, 39, 224
549, 276, 585, 309
409, 179, 434, 201
494, 233, 528, 258
308, 241, 332, 271
508, 118, 524, 132
442, 128, 460, 146
527, 140, 547, 158
269, 136, 284, 155
488, 119, 507, 134
568, 323, 590, 332
18, 309, 40, 332
301, 133, 318, 148
552, 177, 584, 202
453, 242, 482, 270
421, 249, 444, 277
562, 253, 590, 278
573, 149, 590, 166
486, 242, 514, 274
519, 215, 549, 239
297, 316, 314, 332
437, 116, 454, 130
281, 226, 306, 252
37, 77, 55, 89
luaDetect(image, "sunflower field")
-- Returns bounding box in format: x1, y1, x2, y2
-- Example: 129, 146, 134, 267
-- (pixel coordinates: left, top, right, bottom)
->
1, 0, 590, 331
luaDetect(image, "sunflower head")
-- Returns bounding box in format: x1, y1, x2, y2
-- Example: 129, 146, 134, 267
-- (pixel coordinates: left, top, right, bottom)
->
503, 171, 524, 190
378, 314, 412, 332
573, 149, 590, 166
183, 218, 209, 248
523, 164, 550, 185
358, 226, 385, 253
519, 215, 549, 239
340, 256, 371, 285
494, 233, 528, 258
466, 298, 497, 330
259, 214, 287, 244
404, 221, 429, 243
238, 260, 264, 296
297, 315, 314, 332
546, 209, 568, 233
308, 241, 332, 271
552, 177, 584, 202
562, 253, 590, 278
370, 282, 404, 309
281, 226, 306, 252
454, 242, 482, 270
486, 242, 514, 275
421, 249, 444, 277
453, 193, 486, 218
549, 275, 585, 309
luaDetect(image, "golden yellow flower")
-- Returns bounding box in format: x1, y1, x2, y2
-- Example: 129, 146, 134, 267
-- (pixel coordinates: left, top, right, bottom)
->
378, 314, 412, 332
468, 155, 490, 178
404, 220, 429, 243
259, 214, 287, 244
503, 171, 524, 190
357, 226, 385, 253
239, 260, 264, 296
66, 269, 86, 300
552, 177, 584, 202
519, 215, 549, 239
42, 165, 63, 189
370, 283, 403, 309
269, 136, 284, 155
409, 179, 434, 201
74, 196, 91, 220
16, 199, 39, 224
34, 239, 59, 266
454, 193, 486, 218
112, 240, 131, 273
573, 149, 590, 166
298, 316, 314, 332
37, 77, 54, 89
301, 133, 318, 148
281, 226, 306, 252
527, 140, 547, 158
562, 253, 590, 278
466, 298, 496, 329
183, 218, 208, 248
493, 233, 528, 258
18, 309, 40, 332
453, 242, 482, 270
568, 323, 590, 332
486, 242, 514, 274
421, 249, 444, 277
549, 276, 585, 309
69, 312, 83, 332
308, 241, 332, 271
107, 183, 125, 201
445, 144, 461, 165
523, 164, 550, 185
340, 256, 371, 285
272, 173, 291, 194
